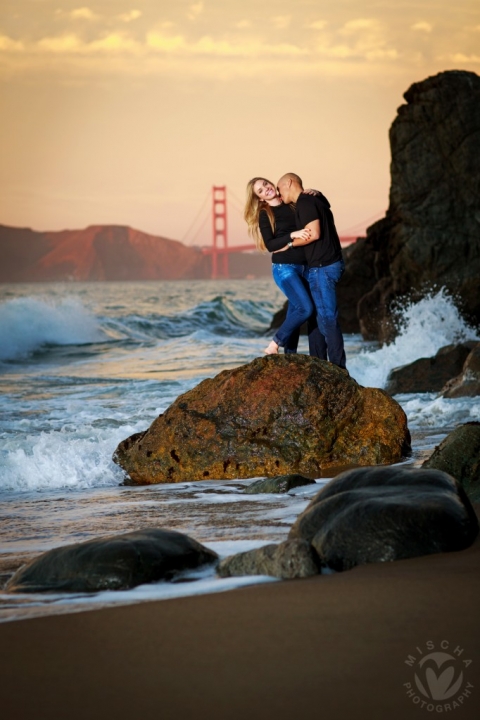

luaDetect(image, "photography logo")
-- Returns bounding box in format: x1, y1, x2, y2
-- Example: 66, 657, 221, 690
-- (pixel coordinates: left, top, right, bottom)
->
404, 641, 473, 712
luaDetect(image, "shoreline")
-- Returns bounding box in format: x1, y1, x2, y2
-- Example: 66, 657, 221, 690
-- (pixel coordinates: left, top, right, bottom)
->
1, 506, 479, 720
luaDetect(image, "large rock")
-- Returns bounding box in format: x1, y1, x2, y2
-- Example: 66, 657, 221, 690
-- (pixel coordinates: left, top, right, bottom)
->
288, 466, 478, 571
218, 539, 320, 579
442, 345, 480, 398
5, 529, 218, 594
339, 71, 480, 342
385, 343, 476, 395
114, 355, 411, 485
423, 423, 480, 501
336, 237, 377, 334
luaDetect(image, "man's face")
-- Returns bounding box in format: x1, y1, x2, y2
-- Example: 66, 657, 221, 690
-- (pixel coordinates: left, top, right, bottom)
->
277, 178, 291, 204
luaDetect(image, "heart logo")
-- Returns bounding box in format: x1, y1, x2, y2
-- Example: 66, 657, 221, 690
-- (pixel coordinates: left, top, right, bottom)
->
415, 652, 464, 700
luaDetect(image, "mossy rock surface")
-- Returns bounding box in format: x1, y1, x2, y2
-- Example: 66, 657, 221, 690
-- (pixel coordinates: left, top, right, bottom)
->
243, 474, 316, 494
423, 423, 480, 501
114, 355, 411, 485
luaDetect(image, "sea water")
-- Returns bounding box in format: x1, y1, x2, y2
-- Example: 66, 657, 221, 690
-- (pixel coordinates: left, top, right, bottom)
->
0, 280, 478, 622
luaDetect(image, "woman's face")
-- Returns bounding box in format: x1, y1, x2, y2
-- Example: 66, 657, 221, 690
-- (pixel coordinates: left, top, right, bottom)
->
253, 179, 278, 202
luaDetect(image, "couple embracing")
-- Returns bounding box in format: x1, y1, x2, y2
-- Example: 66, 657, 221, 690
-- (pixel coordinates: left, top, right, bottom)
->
244, 173, 346, 370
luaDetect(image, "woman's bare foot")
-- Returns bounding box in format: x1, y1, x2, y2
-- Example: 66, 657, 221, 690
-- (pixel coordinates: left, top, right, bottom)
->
264, 340, 279, 355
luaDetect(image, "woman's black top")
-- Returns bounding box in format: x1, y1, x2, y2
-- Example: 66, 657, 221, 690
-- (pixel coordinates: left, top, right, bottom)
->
259, 204, 307, 264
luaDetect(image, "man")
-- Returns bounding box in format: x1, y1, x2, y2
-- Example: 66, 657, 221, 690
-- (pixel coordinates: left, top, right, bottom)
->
277, 173, 346, 369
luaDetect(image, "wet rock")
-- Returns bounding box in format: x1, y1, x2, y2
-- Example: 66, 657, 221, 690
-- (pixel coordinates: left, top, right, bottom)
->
5, 529, 218, 594
442, 345, 480, 398
288, 466, 478, 571
218, 539, 320, 579
336, 237, 377, 334
244, 474, 316, 494
114, 354, 411, 485
339, 70, 480, 342
385, 343, 476, 395
423, 423, 480, 502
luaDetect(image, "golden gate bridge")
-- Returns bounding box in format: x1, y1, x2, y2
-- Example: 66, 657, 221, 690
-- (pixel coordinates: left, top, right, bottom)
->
182, 186, 382, 279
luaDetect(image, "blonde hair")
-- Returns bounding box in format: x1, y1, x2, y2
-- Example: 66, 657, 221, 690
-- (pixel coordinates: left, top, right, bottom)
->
244, 177, 276, 253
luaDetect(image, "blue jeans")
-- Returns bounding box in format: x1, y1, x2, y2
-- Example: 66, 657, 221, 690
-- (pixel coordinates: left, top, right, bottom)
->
308, 261, 346, 368
271, 263, 327, 359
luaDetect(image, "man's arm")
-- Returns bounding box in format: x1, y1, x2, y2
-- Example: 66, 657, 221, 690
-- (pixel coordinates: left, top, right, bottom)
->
290, 196, 322, 246
291, 219, 320, 246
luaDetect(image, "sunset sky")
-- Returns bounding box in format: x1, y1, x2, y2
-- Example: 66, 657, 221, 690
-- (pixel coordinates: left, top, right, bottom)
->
1, 0, 479, 246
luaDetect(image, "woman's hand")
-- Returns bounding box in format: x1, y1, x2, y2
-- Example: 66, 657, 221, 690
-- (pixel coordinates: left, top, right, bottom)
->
304, 188, 320, 196
273, 228, 311, 252
291, 229, 311, 241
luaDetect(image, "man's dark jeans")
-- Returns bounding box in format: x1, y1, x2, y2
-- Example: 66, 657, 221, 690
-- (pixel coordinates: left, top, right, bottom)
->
308, 260, 346, 368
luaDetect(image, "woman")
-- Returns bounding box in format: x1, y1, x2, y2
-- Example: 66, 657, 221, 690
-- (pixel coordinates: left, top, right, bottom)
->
244, 177, 325, 357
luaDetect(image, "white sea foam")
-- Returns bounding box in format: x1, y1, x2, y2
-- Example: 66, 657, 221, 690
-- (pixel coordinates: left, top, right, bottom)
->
0, 297, 106, 361
0, 423, 139, 493
400, 394, 480, 429
348, 289, 479, 389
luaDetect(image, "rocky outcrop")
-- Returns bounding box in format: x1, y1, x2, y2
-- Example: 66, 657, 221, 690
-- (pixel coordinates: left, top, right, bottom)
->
335, 238, 377, 334
243, 474, 316, 494
218, 539, 320, 579
322, 71, 480, 342
5, 529, 218, 593
423, 423, 480, 501
288, 466, 478, 571
385, 343, 477, 395
442, 345, 480, 398
114, 355, 411, 485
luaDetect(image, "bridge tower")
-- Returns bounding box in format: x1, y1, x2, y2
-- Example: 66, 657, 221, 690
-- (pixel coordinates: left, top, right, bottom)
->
211, 185, 229, 279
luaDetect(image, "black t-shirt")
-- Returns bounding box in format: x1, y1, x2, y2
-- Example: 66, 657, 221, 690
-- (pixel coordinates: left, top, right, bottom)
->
259, 203, 307, 264
295, 193, 343, 268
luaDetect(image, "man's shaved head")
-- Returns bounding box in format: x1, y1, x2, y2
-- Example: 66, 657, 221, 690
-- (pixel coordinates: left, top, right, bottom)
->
277, 172, 304, 204
277, 172, 303, 188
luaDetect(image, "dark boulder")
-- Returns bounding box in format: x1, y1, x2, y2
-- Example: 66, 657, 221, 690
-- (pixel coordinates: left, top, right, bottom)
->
442, 345, 480, 398
332, 70, 480, 342
218, 539, 320, 579
288, 466, 478, 571
244, 474, 316, 494
114, 354, 411, 485
336, 236, 378, 334
423, 423, 480, 502
5, 529, 218, 594
385, 343, 476, 395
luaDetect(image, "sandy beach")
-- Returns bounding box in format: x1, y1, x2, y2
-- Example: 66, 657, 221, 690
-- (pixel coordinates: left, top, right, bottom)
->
1, 505, 478, 720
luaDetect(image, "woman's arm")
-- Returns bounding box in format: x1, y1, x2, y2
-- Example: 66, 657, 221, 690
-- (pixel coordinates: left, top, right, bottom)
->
273, 228, 311, 252
290, 220, 320, 246
259, 211, 310, 252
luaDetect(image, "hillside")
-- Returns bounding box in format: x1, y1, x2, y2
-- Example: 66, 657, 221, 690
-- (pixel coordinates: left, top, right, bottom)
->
0, 224, 270, 282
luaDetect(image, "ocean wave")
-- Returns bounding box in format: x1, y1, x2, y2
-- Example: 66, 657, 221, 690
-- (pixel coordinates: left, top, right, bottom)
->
349, 289, 479, 389
0, 297, 107, 362
401, 394, 480, 429
103, 295, 273, 341
0, 423, 133, 492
